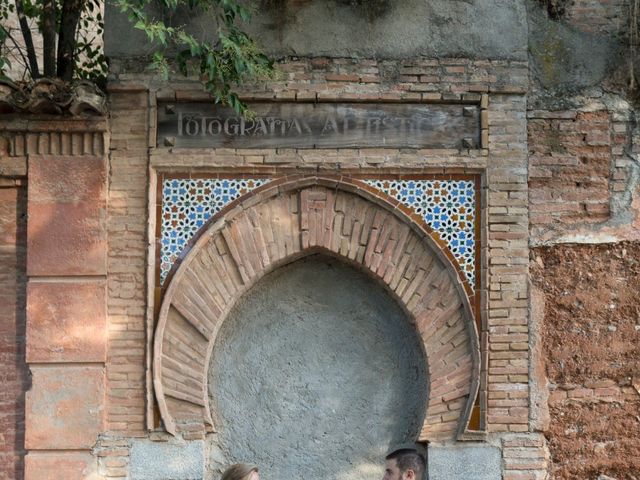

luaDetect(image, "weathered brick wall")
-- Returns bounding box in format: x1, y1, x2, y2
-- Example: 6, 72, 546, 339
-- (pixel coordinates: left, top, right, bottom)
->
564, 0, 629, 35
106, 89, 150, 438
531, 242, 640, 479
0, 182, 27, 480
97, 54, 551, 479
527, 102, 637, 244
528, 111, 613, 231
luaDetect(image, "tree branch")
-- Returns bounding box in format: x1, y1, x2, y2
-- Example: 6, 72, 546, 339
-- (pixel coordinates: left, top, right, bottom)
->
57, 0, 83, 80
14, 0, 39, 78
1, 26, 31, 76
42, 0, 57, 76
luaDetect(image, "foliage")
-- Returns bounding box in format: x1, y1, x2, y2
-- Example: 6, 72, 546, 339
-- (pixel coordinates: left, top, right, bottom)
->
0, 0, 275, 114
0, 0, 15, 74
0, 0, 108, 82
74, 0, 107, 81
116, 0, 274, 115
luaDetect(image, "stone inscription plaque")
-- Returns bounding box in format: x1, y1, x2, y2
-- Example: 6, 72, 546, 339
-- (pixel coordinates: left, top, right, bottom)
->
157, 102, 480, 149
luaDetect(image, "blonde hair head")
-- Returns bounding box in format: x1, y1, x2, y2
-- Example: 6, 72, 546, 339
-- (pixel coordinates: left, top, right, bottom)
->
221, 463, 259, 480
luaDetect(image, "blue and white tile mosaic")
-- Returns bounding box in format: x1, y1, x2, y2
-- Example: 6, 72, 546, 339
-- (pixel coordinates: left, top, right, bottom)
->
160, 178, 270, 284
364, 179, 476, 287
160, 176, 477, 289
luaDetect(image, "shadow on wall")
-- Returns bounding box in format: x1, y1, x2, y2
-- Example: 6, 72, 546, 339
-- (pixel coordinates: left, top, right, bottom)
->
0, 186, 29, 479
207, 255, 428, 480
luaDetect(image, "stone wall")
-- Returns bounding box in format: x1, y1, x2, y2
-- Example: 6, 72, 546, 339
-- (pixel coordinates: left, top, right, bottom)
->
531, 243, 640, 479
526, 3, 640, 478
0, 117, 110, 479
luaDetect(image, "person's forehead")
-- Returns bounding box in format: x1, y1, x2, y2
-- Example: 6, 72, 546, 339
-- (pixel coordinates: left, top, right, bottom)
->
385, 458, 399, 468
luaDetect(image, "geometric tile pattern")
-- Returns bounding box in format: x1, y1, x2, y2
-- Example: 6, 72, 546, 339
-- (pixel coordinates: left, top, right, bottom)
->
160, 176, 477, 289
364, 179, 476, 288
160, 178, 270, 284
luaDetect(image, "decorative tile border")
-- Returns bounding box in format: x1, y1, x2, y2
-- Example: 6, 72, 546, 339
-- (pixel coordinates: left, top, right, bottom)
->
160, 178, 270, 283
159, 175, 478, 291
364, 179, 476, 287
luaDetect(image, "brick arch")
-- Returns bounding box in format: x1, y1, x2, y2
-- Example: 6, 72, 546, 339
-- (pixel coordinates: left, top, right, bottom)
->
154, 176, 480, 442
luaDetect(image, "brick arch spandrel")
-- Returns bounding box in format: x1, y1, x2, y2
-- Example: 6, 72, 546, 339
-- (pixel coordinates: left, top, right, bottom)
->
154, 176, 480, 442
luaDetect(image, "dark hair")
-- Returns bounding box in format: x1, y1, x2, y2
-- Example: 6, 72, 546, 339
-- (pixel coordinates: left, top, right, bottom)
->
221, 464, 258, 480
386, 448, 426, 478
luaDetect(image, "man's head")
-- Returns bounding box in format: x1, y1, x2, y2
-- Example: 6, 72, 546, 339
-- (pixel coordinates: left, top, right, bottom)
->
382, 448, 426, 480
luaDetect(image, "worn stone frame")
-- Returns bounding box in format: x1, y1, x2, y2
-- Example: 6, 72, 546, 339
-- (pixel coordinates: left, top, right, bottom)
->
151, 168, 487, 428
144, 91, 496, 441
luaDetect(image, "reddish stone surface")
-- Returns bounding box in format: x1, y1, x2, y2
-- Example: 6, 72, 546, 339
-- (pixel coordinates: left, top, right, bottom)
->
27, 202, 107, 276
25, 452, 98, 480
27, 155, 107, 276
25, 365, 105, 450
26, 281, 107, 363
28, 155, 106, 204
0, 187, 28, 480
532, 242, 640, 479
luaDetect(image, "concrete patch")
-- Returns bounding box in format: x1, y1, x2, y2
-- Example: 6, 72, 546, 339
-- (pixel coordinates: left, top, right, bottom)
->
130, 440, 204, 480
428, 444, 501, 480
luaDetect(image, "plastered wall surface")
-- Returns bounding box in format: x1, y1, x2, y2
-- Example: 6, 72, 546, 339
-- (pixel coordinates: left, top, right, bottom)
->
104, 0, 528, 61
207, 256, 427, 480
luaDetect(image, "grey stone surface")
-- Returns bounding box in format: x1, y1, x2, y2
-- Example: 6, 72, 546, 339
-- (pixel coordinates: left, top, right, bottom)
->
528, 3, 622, 93
427, 444, 501, 480
207, 255, 427, 480
105, 0, 528, 60
130, 439, 205, 480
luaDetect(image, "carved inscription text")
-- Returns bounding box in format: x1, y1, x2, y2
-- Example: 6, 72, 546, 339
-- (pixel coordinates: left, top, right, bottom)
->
157, 102, 480, 149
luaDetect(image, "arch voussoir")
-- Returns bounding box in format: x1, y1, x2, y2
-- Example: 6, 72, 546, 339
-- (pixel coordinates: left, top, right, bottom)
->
154, 177, 480, 441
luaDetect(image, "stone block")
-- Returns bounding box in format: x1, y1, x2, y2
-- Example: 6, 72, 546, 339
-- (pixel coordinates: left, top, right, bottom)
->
27, 155, 107, 276
27, 281, 107, 362
25, 365, 105, 449
129, 439, 204, 480
25, 452, 98, 480
428, 444, 501, 480
28, 155, 106, 204
27, 202, 106, 276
